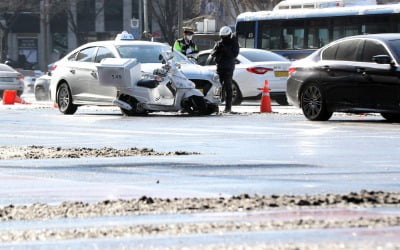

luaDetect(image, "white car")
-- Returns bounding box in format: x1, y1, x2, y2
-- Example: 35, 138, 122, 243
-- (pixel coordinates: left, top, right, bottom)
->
50, 39, 220, 114
197, 48, 291, 105
0, 64, 24, 97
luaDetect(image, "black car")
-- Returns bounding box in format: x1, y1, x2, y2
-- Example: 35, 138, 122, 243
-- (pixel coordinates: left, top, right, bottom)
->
287, 34, 400, 121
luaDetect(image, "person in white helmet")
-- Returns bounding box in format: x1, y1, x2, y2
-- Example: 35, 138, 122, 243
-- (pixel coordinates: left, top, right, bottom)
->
211, 26, 239, 113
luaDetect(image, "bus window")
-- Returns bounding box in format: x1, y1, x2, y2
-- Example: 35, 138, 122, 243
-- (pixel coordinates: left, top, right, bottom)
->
333, 18, 346, 40
308, 20, 330, 48
283, 27, 304, 49
236, 21, 255, 48
259, 21, 281, 50
345, 16, 360, 37
363, 15, 391, 34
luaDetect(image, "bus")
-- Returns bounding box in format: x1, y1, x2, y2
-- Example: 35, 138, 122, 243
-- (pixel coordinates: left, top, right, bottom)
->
236, 1, 400, 60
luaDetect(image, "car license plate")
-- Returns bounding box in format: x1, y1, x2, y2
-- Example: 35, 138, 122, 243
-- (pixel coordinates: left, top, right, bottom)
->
274, 71, 289, 77
0, 77, 14, 83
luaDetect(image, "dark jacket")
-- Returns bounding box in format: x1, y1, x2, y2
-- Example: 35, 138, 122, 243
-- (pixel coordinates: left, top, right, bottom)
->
211, 35, 240, 71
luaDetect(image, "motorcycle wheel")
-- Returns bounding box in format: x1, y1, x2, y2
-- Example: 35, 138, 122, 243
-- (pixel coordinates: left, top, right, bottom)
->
186, 96, 207, 115
120, 95, 147, 116
204, 103, 219, 115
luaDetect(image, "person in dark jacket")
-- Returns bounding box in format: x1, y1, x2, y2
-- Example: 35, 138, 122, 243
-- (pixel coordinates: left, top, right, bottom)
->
211, 26, 239, 113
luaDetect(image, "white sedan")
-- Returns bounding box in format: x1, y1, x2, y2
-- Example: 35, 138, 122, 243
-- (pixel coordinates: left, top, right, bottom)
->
196, 48, 291, 105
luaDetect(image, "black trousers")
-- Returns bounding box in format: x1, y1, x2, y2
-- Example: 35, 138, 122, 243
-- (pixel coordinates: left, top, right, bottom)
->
217, 69, 234, 111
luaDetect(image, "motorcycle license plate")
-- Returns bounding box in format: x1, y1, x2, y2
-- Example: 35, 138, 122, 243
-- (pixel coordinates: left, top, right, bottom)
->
274, 71, 289, 77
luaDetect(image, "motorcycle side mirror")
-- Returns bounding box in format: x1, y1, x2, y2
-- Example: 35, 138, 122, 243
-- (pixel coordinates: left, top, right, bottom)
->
159, 54, 166, 64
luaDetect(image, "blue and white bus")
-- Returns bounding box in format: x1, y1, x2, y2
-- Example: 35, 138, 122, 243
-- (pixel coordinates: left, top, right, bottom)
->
236, 1, 400, 60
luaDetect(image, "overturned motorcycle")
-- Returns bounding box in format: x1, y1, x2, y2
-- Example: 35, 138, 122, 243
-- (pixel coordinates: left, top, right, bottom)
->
98, 53, 221, 116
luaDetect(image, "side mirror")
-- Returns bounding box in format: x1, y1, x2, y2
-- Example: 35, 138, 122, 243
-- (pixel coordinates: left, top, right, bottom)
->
159, 54, 166, 64
373, 55, 392, 65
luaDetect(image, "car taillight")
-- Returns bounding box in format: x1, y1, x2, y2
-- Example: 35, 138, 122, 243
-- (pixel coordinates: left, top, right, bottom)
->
246, 67, 273, 75
288, 67, 297, 75
51, 64, 57, 71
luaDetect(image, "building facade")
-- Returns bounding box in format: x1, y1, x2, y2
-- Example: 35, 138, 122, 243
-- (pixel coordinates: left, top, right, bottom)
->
1, 0, 146, 71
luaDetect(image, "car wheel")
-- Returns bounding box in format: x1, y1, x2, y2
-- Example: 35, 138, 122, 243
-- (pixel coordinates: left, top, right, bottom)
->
232, 82, 242, 105
381, 113, 400, 122
120, 95, 147, 116
274, 96, 289, 106
300, 83, 332, 121
35, 87, 49, 101
57, 82, 77, 115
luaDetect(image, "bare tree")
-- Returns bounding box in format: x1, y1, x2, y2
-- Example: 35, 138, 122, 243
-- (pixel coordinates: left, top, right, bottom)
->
0, 0, 38, 62
149, 0, 178, 45
48, 0, 104, 46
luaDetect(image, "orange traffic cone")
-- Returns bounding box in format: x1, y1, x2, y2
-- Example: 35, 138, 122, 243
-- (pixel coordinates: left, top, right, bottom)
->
14, 95, 31, 105
260, 80, 272, 113
2, 90, 17, 105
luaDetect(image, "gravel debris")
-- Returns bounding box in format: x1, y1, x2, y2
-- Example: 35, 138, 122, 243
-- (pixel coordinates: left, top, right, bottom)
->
1, 217, 399, 243
1, 190, 398, 221
0, 145, 199, 160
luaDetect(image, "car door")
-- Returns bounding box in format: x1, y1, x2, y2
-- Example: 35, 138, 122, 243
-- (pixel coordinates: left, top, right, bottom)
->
90, 46, 117, 103
73, 47, 98, 103
358, 39, 400, 110
318, 39, 363, 109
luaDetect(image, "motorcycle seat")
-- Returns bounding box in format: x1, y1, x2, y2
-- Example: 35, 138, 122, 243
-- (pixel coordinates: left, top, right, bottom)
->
137, 79, 159, 88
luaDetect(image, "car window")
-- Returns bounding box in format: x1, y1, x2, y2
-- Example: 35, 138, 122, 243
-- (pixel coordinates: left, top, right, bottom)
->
117, 45, 166, 63
197, 53, 210, 65
361, 40, 390, 62
76, 47, 96, 62
335, 40, 362, 61
67, 52, 78, 61
95, 47, 115, 63
240, 50, 289, 62
321, 43, 339, 60
389, 39, 400, 61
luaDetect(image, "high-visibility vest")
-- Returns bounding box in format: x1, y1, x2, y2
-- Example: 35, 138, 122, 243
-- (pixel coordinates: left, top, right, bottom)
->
173, 38, 198, 55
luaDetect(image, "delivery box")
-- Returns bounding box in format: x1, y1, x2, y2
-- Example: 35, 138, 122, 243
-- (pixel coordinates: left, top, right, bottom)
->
97, 58, 141, 88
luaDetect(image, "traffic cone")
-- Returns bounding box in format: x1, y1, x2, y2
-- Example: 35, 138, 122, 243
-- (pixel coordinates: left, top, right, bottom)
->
2, 90, 17, 105
14, 95, 31, 105
259, 80, 272, 113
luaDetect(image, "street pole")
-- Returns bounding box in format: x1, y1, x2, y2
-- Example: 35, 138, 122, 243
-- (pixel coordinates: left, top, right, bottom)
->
143, 0, 149, 33
44, 0, 49, 71
177, 0, 183, 39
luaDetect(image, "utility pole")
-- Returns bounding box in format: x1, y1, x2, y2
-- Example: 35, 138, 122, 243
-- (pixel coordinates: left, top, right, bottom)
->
143, 0, 149, 33
40, 0, 50, 71
177, 0, 183, 39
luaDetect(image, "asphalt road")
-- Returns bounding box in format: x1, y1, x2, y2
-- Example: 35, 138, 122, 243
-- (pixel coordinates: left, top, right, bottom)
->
0, 98, 400, 248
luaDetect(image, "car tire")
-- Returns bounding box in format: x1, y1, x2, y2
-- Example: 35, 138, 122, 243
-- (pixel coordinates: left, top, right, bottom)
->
274, 96, 289, 106
300, 83, 332, 121
57, 82, 77, 115
381, 113, 400, 122
35, 87, 49, 101
120, 95, 147, 116
232, 82, 243, 106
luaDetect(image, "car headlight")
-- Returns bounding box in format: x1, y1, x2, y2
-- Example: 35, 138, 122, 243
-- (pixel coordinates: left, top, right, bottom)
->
214, 86, 222, 96
212, 73, 219, 83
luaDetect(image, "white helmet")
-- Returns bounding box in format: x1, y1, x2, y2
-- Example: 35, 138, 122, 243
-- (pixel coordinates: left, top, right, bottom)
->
219, 26, 232, 37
